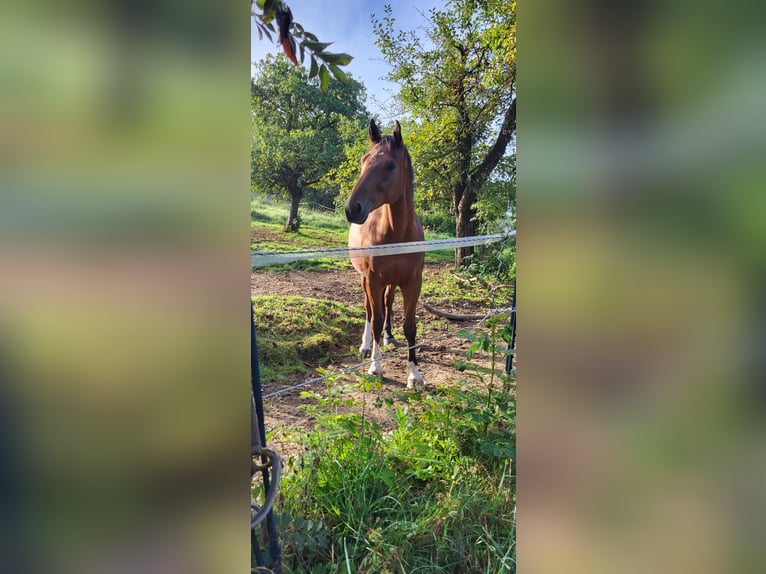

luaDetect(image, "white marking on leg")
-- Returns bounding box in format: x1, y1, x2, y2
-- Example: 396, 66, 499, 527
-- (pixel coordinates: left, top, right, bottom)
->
359, 320, 372, 355
367, 339, 383, 376
406, 361, 424, 390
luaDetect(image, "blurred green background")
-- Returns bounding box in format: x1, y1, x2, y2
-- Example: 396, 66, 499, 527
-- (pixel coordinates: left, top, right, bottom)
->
521, 1, 766, 573
1, 2, 249, 573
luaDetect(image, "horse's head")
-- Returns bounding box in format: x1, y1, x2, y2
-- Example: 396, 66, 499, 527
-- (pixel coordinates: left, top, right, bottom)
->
345, 119, 413, 225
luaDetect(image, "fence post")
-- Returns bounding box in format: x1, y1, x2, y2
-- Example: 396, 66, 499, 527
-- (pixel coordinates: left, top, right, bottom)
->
506, 278, 516, 375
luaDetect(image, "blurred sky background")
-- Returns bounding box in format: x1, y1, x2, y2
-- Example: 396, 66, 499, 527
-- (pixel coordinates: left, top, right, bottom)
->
251, 0, 444, 119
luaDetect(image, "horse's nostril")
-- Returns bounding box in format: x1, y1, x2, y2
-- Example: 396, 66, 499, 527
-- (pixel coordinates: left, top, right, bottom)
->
345, 202, 363, 222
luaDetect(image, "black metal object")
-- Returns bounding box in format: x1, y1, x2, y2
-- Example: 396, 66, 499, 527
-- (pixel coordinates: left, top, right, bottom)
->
251, 306, 282, 573
506, 278, 516, 375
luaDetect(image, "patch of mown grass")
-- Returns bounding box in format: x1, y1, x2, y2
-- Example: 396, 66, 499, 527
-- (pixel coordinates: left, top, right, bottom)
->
423, 244, 453, 265
252, 198, 347, 236
266, 319, 516, 573
252, 200, 352, 271
252, 295, 364, 383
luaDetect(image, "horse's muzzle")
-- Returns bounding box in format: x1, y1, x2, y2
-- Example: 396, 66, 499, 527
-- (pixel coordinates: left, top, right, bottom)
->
345, 201, 369, 224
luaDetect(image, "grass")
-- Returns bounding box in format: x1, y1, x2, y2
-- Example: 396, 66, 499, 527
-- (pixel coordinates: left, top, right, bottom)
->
421, 266, 514, 308
252, 295, 364, 383
261, 318, 516, 573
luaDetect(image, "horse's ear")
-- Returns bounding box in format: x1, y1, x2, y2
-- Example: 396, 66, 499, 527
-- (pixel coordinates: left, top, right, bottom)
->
368, 119, 382, 143
392, 120, 402, 146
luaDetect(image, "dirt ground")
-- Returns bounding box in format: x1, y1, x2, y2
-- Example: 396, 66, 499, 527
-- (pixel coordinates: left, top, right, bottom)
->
252, 264, 511, 458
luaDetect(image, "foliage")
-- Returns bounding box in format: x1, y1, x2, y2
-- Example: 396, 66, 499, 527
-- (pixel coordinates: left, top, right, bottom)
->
270, 320, 516, 573
251, 0, 353, 90
372, 0, 516, 266
466, 179, 516, 283
251, 56, 368, 231
474, 155, 516, 234
419, 206, 455, 235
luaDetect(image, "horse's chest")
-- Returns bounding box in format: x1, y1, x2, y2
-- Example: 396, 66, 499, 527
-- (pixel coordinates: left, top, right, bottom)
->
356, 253, 423, 284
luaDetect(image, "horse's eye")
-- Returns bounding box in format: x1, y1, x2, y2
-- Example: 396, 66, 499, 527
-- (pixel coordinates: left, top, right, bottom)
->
386, 162, 396, 171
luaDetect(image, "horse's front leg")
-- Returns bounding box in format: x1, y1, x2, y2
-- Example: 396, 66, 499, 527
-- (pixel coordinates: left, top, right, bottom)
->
382, 284, 396, 347
359, 275, 373, 358
367, 278, 386, 377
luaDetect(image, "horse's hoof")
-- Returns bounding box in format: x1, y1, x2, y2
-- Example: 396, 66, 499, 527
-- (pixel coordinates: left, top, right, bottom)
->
360, 348, 371, 359
368, 365, 383, 377
383, 336, 396, 347
406, 378, 425, 391
406, 361, 424, 390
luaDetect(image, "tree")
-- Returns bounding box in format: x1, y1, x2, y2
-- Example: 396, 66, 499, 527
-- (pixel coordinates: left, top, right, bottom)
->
373, 0, 516, 266
251, 55, 368, 231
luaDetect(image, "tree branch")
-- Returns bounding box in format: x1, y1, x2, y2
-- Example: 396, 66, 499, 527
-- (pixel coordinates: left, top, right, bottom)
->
423, 302, 486, 321
470, 97, 516, 190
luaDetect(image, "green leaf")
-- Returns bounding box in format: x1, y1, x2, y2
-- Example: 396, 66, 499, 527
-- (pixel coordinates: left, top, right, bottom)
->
328, 64, 348, 81
309, 56, 319, 78
379, 467, 395, 488
318, 64, 330, 91
260, 0, 277, 23
319, 52, 353, 66
303, 40, 334, 52
259, 24, 273, 42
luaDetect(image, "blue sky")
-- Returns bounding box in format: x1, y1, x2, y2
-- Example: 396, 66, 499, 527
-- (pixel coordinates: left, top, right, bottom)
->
251, 0, 445, 120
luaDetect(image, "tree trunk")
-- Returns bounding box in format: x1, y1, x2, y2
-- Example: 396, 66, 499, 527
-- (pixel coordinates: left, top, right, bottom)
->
452, 98, 516, 267
284, 186, 303, 232
455, 184, 477, 267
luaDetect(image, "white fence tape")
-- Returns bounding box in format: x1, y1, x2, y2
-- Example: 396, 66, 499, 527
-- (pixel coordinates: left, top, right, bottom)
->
251, 230, 515, 268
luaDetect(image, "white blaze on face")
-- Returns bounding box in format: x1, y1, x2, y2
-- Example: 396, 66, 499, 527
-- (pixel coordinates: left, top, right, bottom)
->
367, 339, 383, 376
359, 319, 372, 355
406, 361, 424, 390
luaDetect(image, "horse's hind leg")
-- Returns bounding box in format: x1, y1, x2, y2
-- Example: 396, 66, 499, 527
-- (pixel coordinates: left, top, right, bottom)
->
382, 285, 396, 347
401, 279, 424, 390
359, 276, 373, 358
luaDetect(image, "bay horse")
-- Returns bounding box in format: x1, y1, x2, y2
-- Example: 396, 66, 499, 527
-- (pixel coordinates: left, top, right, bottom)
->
345, 119, 425, 389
